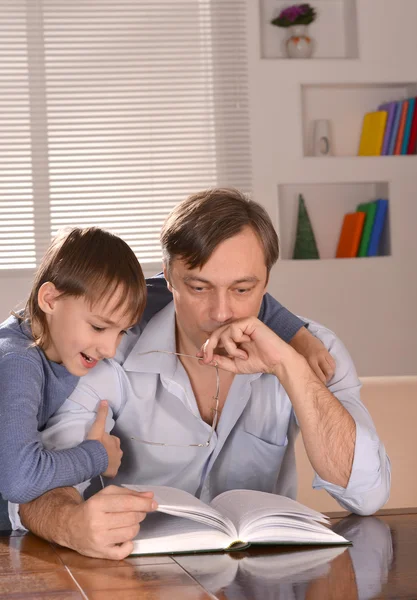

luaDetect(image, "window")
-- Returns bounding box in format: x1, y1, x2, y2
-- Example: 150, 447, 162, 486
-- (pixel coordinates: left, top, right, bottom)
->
0, 0, 251, 272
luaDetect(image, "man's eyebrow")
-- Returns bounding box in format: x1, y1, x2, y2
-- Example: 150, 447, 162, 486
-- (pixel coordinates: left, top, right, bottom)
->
183, 275, 260, 285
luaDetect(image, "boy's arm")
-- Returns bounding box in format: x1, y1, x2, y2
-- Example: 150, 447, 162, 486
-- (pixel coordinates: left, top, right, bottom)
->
0, 355, 108, 504
259, 293, 336, 382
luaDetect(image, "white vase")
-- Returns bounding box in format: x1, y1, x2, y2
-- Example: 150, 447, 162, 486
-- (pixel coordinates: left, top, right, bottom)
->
285, 25, 314, 59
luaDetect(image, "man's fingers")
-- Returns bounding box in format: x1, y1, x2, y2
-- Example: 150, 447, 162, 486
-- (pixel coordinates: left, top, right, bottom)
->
106, 511, 150, 530
104, 540, 135, 561
93, 490, 157, 513
106, 523, 141, 545
101, 485, 154, 498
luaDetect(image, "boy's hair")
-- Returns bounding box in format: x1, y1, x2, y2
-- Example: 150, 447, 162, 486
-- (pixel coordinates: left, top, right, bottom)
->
24, 227, 146, 349
160, 188, 279, 272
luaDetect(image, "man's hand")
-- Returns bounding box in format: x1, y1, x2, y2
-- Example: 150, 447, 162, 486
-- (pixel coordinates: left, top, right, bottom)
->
289, 326, 336, 383
199, 317, 293, 376
62, 486, 157, 559
87, 400, 123, 478
20, 485, 158, 560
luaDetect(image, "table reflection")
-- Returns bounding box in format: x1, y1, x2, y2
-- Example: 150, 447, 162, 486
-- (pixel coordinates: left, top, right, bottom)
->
175, 515, 393, 600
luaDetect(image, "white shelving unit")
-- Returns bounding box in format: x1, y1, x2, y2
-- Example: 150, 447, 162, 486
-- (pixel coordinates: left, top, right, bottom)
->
302, 83, 417, 156
247, 0, 417, 375
277, 181, 390, 259
260, 0, 358, 59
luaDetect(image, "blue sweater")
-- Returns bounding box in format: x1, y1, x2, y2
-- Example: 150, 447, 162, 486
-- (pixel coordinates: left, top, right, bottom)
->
0, 276, 304, 504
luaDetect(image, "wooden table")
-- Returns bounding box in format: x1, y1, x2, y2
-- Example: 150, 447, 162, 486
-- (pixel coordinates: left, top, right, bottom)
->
0, 508, 416, 599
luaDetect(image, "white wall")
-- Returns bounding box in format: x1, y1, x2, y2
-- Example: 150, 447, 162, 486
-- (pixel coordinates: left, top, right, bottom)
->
247, 0, 417, 376
1, 1, 416, 376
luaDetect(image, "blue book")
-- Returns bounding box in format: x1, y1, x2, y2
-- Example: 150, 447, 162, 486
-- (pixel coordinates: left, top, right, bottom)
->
379, 102, 398, 155
367, 199, 388, 256
388, 101, 403, 155
401, 97, 416, 154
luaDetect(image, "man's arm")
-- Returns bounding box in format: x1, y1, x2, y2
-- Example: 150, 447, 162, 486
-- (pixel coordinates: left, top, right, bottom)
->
18, 359, 157, 559
144, 275, 335, 382
200, 317, 390, 515
19, 485, 157, 560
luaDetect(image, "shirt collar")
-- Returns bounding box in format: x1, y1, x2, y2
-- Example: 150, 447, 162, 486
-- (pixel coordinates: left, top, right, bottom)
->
123, 302, 177, 375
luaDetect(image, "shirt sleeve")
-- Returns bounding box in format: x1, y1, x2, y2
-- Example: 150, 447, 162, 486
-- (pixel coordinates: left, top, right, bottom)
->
258, 293, 306, 343
0, 354, 108, 504
143, 273, 173, 322
307, 325, 391, 515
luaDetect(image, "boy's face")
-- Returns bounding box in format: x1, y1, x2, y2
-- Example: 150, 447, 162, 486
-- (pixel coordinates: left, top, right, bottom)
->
42, 288, 133, 376
165, 226, 269, 352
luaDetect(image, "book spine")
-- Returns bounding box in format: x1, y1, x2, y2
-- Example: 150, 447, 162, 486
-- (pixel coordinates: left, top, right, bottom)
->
406, 97, 417, 154
394, 101, 408, 155
401, 98, 415, 154
388, 101, 403, 155
367, 200, 388, 257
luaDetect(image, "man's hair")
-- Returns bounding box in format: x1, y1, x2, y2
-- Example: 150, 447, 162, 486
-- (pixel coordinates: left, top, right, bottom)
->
160, 188, 279, 271
24, 227, 146, 349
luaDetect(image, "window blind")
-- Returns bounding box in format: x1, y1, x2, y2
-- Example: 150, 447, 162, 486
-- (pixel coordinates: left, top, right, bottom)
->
0, 0, 251, 270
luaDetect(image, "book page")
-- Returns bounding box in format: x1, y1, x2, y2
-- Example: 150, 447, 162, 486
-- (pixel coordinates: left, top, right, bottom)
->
123, 484, 236, 537
211, 489, 347, 545
131, 511, 233, 555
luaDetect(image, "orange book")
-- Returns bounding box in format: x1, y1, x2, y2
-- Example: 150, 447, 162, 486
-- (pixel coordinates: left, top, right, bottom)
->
394, 100, 409, 155
336, 212, 366, 258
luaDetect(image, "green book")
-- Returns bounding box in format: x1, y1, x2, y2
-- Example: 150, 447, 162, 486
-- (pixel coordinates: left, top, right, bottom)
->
356, 201, 377, 257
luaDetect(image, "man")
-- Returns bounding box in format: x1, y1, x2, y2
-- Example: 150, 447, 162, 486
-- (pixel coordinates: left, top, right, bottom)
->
17, 188, 390, 559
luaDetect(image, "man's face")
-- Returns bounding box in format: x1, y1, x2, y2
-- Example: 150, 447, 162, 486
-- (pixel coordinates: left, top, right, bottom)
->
164, 226, 269, 351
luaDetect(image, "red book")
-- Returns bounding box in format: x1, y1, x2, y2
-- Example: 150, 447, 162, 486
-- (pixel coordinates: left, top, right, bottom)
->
394, 101, 408, 155
336, 212, 366, 258
407, 97, 417, 154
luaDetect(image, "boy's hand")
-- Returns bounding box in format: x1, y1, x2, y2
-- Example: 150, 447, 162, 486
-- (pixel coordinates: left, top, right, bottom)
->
289, 327, 336, 383
87, 400, 123, 478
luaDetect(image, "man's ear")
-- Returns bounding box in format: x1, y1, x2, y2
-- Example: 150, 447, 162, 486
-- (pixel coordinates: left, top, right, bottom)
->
37, 282, 61, 315
162, 263, 173, 293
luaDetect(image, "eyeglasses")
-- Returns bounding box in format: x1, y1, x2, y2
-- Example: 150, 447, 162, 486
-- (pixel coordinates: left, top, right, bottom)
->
130, 350, 220, 448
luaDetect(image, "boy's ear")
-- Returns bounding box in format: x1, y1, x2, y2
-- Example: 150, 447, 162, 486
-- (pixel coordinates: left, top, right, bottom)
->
38, 282, 61, 314
162, 263, 173, 292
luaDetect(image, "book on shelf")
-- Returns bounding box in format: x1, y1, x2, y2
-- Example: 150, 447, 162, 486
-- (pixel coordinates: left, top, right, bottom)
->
407, 98, 417, 154
356, 201, 377, 257
388, 100, 403, 155
367, 199, 388, 257
336, 212, 366, 258
358, 111, 387, 156
401, 98, 416, 154
378, 102, 398, 156
121, 485, 349, 556
394, 100, 408, 155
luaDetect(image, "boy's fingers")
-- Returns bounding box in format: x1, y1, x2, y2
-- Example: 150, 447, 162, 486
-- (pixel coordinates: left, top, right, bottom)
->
88, 400, 108, 437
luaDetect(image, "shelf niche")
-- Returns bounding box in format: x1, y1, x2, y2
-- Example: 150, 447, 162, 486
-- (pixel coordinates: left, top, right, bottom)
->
302, 82, 417, 157
277, 182, 390, 260
260, 0, 358, 60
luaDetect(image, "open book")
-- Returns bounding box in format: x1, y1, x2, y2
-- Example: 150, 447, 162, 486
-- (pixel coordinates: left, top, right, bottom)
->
123, 485, 349, 555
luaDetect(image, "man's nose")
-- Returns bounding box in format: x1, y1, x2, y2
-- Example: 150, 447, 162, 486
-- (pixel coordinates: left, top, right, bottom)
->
209, 292, 233, 324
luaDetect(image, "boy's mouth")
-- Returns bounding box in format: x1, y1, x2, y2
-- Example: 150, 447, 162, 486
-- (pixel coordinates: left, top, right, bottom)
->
80, 352, 98, 369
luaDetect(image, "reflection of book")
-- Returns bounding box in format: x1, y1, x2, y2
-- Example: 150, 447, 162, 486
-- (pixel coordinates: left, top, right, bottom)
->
176, 546, 346, 593
336, 212, 365, 258
358, 111, 387, 156
367, 199, 388, 257
356, 201, 377, 257
123, 485, 348, 555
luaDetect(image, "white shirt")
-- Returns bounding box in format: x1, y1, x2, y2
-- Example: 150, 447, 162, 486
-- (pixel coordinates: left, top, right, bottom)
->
10, 302, 390, 528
